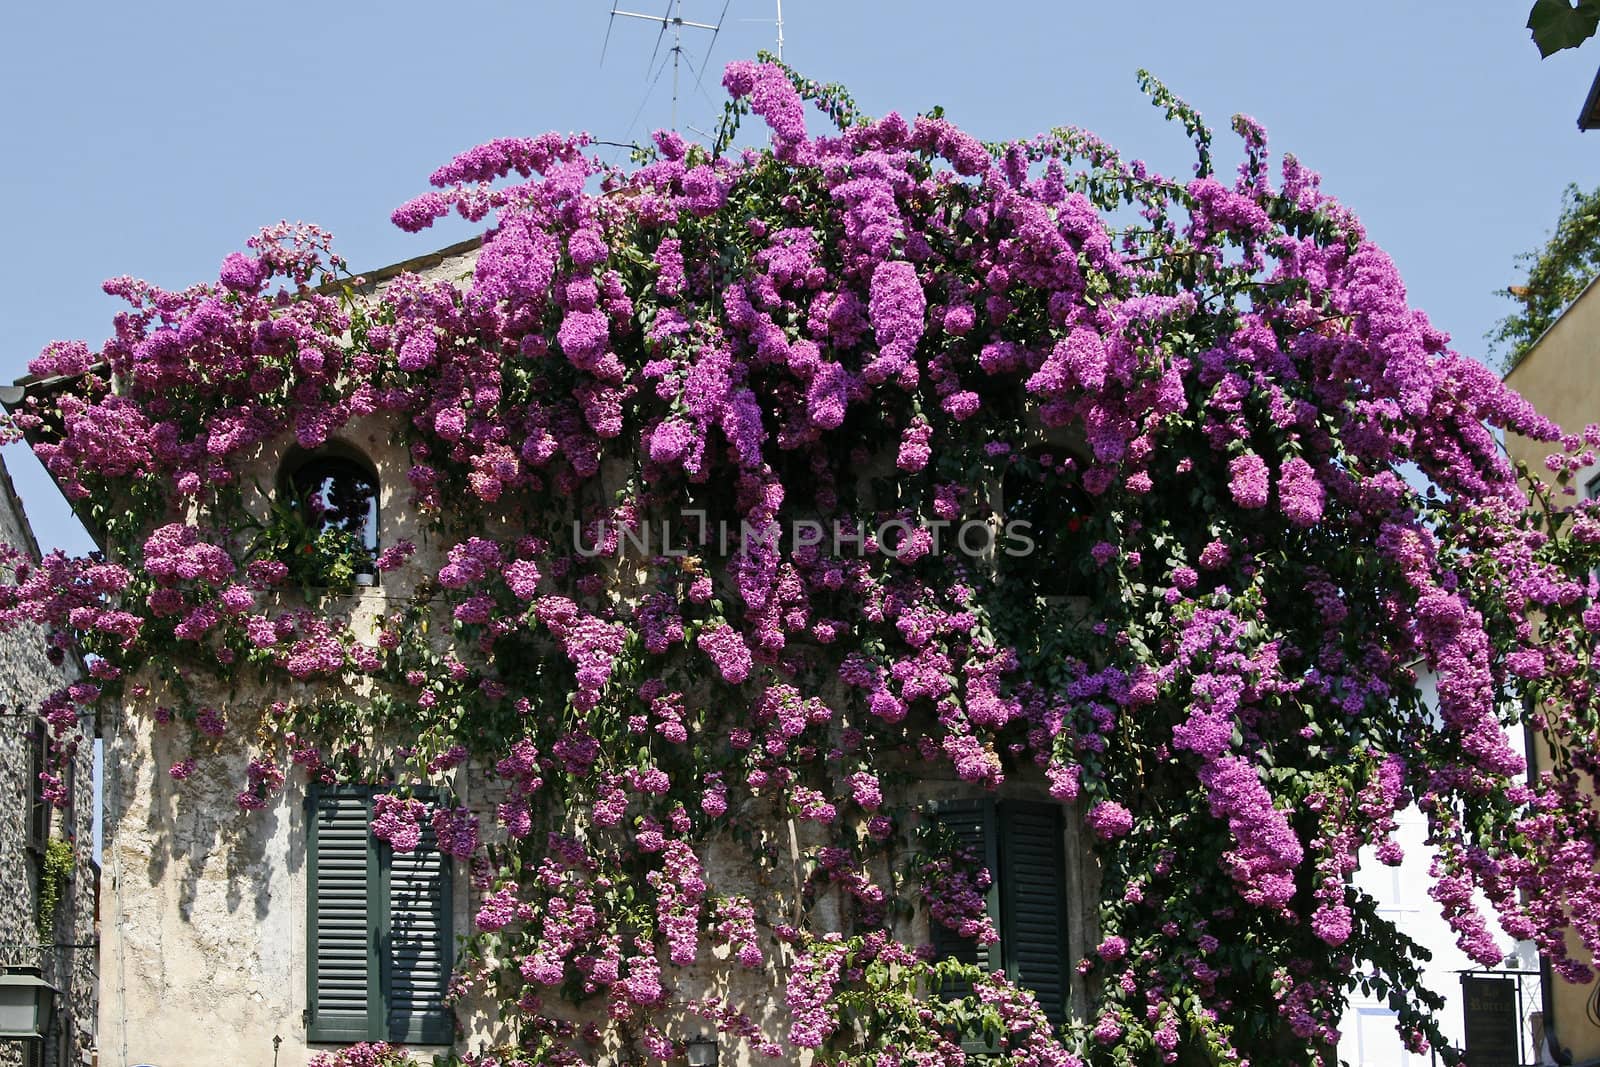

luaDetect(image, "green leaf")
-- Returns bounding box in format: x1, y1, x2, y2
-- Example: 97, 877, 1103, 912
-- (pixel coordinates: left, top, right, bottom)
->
1527, 0, 1600, 57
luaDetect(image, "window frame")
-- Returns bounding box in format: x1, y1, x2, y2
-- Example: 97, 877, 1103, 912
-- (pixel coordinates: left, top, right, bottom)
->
996, 457, 1096, 600
276, 444, 383, 590
926, 797, 1072, 1038
26, 719, 49, 853
305, 785, 455, 1047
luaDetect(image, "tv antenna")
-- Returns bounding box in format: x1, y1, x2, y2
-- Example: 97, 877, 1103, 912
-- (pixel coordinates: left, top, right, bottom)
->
602, 1, 729, 130
738, 1, 783, 60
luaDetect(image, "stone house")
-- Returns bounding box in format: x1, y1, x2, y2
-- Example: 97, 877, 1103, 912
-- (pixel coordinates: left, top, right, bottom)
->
0, 455, 97, 1067
8, 238, 1100, 1067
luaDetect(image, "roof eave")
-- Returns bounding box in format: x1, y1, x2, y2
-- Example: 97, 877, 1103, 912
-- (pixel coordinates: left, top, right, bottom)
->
1578, 65, 1600, 130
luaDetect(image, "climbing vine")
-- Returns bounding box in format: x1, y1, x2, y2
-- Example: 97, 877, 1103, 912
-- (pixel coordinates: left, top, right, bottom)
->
1, 58, 1599, 1066
36, 836, 73, 943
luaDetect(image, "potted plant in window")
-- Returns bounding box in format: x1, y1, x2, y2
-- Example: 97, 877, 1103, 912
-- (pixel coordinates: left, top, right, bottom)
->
252, 484, 376, 594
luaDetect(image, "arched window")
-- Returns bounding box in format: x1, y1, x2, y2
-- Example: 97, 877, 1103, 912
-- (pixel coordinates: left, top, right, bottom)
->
273, 446, 380, 588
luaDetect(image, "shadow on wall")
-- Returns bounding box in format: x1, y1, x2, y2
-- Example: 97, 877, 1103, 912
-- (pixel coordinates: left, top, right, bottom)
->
134, 704, 298, 928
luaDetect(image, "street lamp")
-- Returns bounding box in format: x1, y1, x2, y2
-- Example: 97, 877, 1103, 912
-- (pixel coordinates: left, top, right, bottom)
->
0, 966, 56, 1041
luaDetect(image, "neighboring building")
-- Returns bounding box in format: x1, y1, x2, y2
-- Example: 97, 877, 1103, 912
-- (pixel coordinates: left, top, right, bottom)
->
1332, 279, 1600, 1066
1578, 67, 1600, 131
1505, 275, 1600, 1064
1336, 673, 1544, 1067
0, 455, 97, 1067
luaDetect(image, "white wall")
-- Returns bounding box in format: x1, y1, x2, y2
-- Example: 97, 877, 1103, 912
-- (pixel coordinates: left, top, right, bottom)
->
1337, 672, 1542, 1066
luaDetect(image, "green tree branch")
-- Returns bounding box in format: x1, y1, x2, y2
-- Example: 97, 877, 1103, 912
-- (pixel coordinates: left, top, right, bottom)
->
1489, 182, 1600, 370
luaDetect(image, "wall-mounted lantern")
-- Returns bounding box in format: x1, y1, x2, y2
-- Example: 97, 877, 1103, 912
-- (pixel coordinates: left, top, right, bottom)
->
685, 1033, 719, 1067
0, 966, 56, 1041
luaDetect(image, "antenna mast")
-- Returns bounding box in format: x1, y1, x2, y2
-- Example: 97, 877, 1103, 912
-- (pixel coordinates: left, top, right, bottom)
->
737, 2, 785, 61
605, 2, 724, 129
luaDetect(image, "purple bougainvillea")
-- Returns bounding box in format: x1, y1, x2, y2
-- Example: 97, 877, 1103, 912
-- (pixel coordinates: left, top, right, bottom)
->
1, 58, 1597, 1067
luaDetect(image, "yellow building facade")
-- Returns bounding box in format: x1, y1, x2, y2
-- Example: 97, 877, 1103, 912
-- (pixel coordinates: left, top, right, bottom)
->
1504, 277, 1600, 1064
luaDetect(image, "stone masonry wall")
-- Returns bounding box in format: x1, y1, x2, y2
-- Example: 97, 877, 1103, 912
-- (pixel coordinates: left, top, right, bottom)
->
0, 455, 96, 1067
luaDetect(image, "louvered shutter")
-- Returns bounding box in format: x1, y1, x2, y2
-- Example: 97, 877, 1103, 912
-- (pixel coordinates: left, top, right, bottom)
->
383, 819, 453, 1044
927, 800, 1002, 995
308, 790, 373, 1043
927, 798, 1072, 1042
999, 801, 1069, 1029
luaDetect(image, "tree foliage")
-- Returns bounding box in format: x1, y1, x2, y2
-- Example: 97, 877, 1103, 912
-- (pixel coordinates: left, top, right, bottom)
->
1489, 182, 1600, 370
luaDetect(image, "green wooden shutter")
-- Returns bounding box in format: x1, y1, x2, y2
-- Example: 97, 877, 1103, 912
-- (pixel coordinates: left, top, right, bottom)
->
382, 818, 453, 1044
926, 799, 1002, 993
999, 801, 1069, 1029
307, 789, 373, 1044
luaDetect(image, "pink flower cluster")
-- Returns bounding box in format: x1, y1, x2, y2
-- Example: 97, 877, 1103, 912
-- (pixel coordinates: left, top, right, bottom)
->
371, 794, 427, 852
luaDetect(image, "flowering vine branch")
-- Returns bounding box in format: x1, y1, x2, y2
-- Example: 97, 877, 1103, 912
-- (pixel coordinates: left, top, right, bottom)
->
1, 60, 1597, 1066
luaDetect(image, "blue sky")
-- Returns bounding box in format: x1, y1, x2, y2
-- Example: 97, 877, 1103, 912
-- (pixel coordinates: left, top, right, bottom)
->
1, 1, 1597, 556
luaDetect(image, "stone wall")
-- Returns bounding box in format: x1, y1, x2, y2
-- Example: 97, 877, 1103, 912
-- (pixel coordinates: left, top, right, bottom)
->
0, 456, 96, 1067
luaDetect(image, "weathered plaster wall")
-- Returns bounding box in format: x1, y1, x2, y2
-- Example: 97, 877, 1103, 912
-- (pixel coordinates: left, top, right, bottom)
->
99, 247, 480, 1067
103, 705, 420, 1067
0, 456, 96, 1067
106, 738, 1096, 1067
100, 406, 459, 1067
